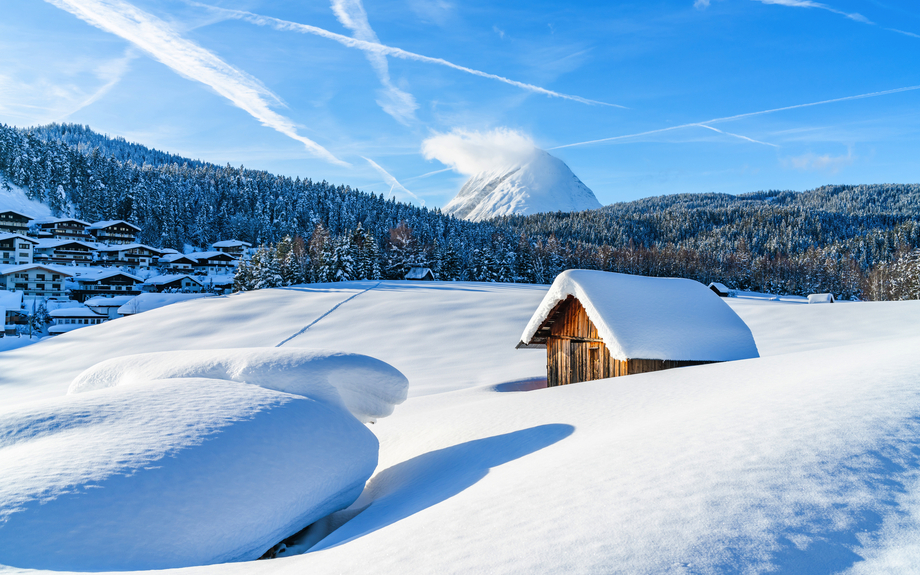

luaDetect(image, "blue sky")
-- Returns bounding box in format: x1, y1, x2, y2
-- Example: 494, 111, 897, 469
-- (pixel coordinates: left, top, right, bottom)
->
1, 0, 919, 209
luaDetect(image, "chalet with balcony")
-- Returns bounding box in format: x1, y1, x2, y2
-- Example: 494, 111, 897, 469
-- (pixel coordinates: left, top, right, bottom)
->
68, 270, 144, 302
36, 218, 92, 241
212, 239, 252, 258
0, 234, 37, 265
141, 274, 203, 293
159, 253, 197, 271
87, 220, 140, 245
33, 239, 97, 266
95, 244, 166, 268
188, 251, 237, 274
0, 210, 33, 235
0, 264, 72, 298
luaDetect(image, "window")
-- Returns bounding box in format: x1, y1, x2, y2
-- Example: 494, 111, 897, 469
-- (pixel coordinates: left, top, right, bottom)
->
18, 243, 29, 250
36, 284, 45, 290
52, 275, 60, 281
19, 253, 29, 259
52, 284, 60, 289
2, 252, 7, 258
36, 274, 45, 281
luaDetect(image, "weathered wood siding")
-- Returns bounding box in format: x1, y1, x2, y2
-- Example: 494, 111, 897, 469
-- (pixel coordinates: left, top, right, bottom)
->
545, 296, 713, 387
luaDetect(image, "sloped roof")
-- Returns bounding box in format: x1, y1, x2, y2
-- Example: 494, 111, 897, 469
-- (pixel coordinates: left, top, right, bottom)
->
49, 307, 107, 318
85, 295, 137, 308
0, 263, 75, 276
212, 239, 252, 248
807, 293, 835, 304
187, 251, 235, 262
0, 233, 38, 244
0, 290, 23, 311
87, 220, 141, 231
143, 274, 202, 286
405, 267, 434, 280
520, 269, 759, 362
72, 269, 143, 283
0, 210, 34, 219
34, 239, 98, 250
95, 243, 165, 254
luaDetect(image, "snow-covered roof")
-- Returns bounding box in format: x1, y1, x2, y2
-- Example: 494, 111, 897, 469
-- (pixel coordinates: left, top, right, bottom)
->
72, 269, 143, 282
0, 233, 38, 244
37, 218, 91, 226
0, 263, 76, 276
117, 292, 214, 315
404, 267, 434, 280
187, 251, 235, 262
807, 293, 836, 304
143, 274, 202, 286
212, 239, 252, 248
87, 220, 141, 231
520, 270, 760, 362
0, 290, 23, 311
160, 253, 196, 263
85, 295, 137, 308
50, 307, 107, 319
0, 209, 34, 219
708, 282, 731, 296
95, 243, 165, 254
48, 324, 88, 335
34, 238, 98, 250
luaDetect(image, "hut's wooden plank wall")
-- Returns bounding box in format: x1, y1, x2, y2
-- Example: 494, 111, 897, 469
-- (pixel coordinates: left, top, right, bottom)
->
545, 296, 712, 387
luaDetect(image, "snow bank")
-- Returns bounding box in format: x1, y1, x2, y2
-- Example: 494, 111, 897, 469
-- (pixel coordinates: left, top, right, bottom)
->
70, 348, 410, 423
117, 292, 215, 315
0, 348, 408, 571
521, 269, 759, 361
0, 182, 53, 219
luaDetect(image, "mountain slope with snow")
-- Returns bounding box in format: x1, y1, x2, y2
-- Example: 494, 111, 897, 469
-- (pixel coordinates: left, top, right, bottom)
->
442, 149, 602, 221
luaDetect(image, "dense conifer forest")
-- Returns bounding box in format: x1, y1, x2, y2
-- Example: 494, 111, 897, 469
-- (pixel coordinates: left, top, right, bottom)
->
2, 122, 919, 299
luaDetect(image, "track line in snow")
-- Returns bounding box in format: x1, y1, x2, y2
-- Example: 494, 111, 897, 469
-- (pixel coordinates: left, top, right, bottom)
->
276, 282, 381, 347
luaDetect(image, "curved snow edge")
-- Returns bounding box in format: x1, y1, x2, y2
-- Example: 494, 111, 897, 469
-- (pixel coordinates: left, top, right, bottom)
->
68, 348, 409, 423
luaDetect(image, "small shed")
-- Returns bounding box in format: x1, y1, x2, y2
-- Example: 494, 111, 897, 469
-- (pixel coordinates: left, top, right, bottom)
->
807, 293, 835, 304
518, 270, 759, 387
708, 282, 731, 297
404, 267, 434, 281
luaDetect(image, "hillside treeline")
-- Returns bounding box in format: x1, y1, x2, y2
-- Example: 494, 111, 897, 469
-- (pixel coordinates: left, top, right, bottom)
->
2, 122, 920, 300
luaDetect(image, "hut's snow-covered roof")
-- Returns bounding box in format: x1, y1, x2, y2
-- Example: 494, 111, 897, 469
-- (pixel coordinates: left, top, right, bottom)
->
212, 239, 252, 248
520, 269, 759, 362
807, 293, 836, 304
87, 220, 141, 231
404, 267, 433, 280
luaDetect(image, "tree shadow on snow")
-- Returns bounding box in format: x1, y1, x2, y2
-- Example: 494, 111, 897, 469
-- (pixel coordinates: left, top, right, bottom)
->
490, 377, 547, 392
307, 424, 574, 551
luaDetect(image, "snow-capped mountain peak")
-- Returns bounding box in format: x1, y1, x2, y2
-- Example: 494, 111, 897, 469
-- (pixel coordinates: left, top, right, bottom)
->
442, 149, 601, 221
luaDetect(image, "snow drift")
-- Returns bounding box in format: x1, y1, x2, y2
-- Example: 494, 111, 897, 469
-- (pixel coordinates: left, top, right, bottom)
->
442, 149, 601, 221
0, 348, 408, 571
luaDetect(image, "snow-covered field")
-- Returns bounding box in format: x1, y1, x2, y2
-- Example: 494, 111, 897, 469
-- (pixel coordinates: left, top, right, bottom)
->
3, 280, 920, 574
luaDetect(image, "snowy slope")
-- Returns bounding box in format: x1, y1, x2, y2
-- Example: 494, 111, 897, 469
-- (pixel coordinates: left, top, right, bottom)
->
442, 149, 601, 221
3, 282, 920, 573
0, 182, 53, 219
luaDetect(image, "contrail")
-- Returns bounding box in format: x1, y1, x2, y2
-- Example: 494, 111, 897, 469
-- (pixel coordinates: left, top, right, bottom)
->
190, 2, 623, 108
46, 0, 348, 167
331, 0, 418, 125
551, 85, 920, 150
695, 124, 779, 148
363, 157, 424, 205
403, 167, 453, 182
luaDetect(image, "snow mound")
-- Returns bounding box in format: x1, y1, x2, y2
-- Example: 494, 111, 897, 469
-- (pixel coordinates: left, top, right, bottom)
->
0, 348, 408, 571
521, 269, 759, 361
70, 348, 409, 423
442, 149, 601, 221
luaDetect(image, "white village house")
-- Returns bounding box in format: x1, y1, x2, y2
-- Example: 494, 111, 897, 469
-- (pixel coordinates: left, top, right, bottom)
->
518, 269, 760, 386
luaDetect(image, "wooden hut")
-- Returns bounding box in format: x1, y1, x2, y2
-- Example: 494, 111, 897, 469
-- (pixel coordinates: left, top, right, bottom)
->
518, 270, 759, 387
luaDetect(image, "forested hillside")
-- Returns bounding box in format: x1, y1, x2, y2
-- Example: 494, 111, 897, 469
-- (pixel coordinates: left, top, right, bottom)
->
2, 122, 919, 299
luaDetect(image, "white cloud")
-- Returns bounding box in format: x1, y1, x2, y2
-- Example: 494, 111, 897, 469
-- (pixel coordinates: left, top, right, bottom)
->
45, 0, 347, 166
331, 0, 418, 125
784, 150, 855, 173
362, 156, 423, 205
754, 0, 872, 24
191, 2, 623, 108
694, 0, 711, 9
421, 128, 537, 175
